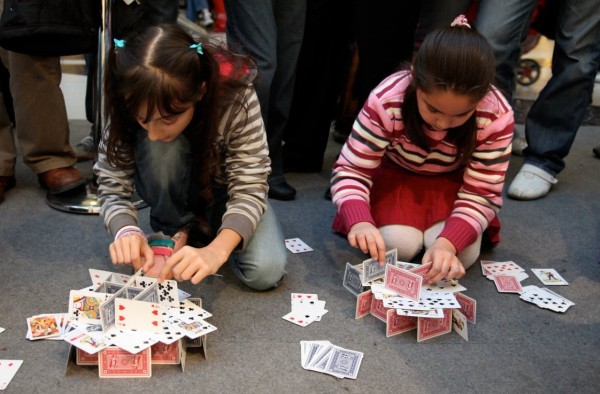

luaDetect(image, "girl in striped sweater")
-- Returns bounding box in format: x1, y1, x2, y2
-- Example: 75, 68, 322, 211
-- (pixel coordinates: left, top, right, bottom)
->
94, 24, 287, 290
331, 16, 514, 284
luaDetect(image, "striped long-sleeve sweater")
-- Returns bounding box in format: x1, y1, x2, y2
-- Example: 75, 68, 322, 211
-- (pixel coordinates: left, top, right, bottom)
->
93, 86, 270, 249
331, 71, 514, 253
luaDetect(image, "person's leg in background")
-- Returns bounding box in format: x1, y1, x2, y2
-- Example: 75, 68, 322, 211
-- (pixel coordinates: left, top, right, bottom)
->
0, 55, 16, 203
508, 0, 600, 200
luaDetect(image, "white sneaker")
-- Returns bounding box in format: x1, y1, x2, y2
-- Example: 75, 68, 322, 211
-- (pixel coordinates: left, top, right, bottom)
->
508, 163, 557, 200
197, 9, 214, 27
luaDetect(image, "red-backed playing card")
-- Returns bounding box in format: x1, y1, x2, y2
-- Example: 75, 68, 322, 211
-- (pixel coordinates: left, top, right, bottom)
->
76, 348, 98, 365
355, 290, 372, 319
386, 309, 417, 337
384, 264, 422, 301
455, 292, 477, 324
409, 262, 433, 278
99, 347, 152, 378
151, 341, 180, 364
493, 275, 523, 294
369, 297, 389, 323
417, 309, 452, 342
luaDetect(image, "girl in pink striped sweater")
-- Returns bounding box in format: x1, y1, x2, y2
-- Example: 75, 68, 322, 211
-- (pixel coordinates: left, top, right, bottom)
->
331, 16, 514, 284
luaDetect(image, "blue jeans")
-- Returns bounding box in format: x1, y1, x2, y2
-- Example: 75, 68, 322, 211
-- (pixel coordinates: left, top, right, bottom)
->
186, 0, 209, 21
133, 130, 287, 290
224, 0, 306, 181
419, 0, 536, 101
524, 0, 600, 175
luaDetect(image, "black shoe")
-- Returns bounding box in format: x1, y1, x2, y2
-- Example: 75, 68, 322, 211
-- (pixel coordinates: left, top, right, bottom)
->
594, 146, 600, 158
268, 179, 296, 201
324, 186, 332, 201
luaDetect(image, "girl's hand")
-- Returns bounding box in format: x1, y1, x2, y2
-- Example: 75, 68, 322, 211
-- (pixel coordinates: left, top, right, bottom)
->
109, 234, 154, 272
348, 222, 387, 264
158, 245, 226, 284
422, 237, 465, 284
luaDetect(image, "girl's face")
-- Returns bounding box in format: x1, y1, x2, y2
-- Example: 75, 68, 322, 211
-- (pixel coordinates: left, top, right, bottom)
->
416, 88, 477, 132
135, 102, 195, 142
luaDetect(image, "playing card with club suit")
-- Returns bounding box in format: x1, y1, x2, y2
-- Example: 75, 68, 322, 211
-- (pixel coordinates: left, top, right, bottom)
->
285, 238, 313, 253
134, 282, 160, 303
99, 346, 151, 378
175, 319, 217, 339
156, 280, 180, 308
370, 297, 390, 323
531, 268, 568, 285
68, 290, 109, 324
493, 275, 524, 293
519, 286, 574, 313
452, 309, 469, 341
455, 292, 477, 324
282, 311, 317, 327
417, 309, 452, 342
343, 263, 365, 296
409, 262, 433, 278
385, 264, 422, 301
150, 322, 187, 345
386, 309, 417, 337
396, 308, 444, 318
382, 290, 460, 310
151, 341, 181, 364
0, 360, 23, 390
423, 278, 466, 293
111, 331, 159, 354
172, 299, 213, 323
355, 290, 373, 319
62, 329, 111, 354
114, 299, 163, 334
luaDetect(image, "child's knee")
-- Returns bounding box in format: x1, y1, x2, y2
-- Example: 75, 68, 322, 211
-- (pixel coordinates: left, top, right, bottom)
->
381, 232, 423, 261
242, 258, 287, 290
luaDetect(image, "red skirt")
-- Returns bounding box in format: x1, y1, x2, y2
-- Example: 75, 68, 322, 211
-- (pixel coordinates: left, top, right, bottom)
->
334, 157, 500, 244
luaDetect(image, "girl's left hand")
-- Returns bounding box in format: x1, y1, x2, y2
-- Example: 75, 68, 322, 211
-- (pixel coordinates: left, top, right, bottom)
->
422, 237, 465, 284
155, 245, 225, 284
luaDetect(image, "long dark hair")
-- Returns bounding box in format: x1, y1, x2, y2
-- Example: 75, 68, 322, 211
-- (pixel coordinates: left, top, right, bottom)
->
104, 24, 253, 204
402, 24, 496, 164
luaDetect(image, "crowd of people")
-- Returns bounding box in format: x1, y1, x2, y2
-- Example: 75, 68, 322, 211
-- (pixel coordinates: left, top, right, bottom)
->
0, 0, 598, 291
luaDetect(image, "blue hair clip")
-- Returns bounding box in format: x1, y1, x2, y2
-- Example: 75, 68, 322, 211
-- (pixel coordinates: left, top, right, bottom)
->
190, 43, 204, 55
113, 38, 126, 48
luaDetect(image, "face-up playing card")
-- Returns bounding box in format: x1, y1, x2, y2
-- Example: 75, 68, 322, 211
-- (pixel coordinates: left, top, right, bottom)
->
110, 272, 132, 285
150, 322, 187, 345
110, 331, 159, 354
26, 314, 61, 340
98, 346, 152, 378
343, 263, 364, 296
285, 238, 313, 253
452, 309, 469, 341
423, 278, 466, 293
68, 290, 109, 324
171, 299, 213, 324
531, 268, 569, 285
481, 260, 525, 277
355, 290, 373, 319
384, 264, 422, 301
382, 290, 460, 310
89, 268, 113, 287
417, 309, 452, 342
282, 311, 317, 327
455, 292, 477, 324
114, 299, 163, 334
175, 319, 217, 339
396, 308, 444, 318
0, 359, 23, 390
493, 275, 524, 294
63, 329, 111, 354
156, 280, 180, 308
386, 309, 417, 337
519, 285, 574, 313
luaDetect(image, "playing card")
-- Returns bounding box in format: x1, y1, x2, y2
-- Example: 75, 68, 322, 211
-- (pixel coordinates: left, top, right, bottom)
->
355, 290, 373, 319
384, 264, 422, 301
452, 309, 469, 341
282, 311, 317, 327
409, 262, 433, 278
324, 345, 363, 379
493, 275, 524, 294
362, 249, 397, 283
76, 348, 99, 366
109, 272, 131, 285
423, 278, 466, 293
284, 238, 313, 253
369, 297, 390, 323
417, 309, 452, 342
171, 299, 213, 323
343, 262, 364, 296
396, 308, 444, 318
111, 331, 159, 354
156, 280, 180, 308
386, 309, 417, 337
175, 319, 217, 339
481, 260, 525, 277
67, 290, 109, 324
0, 328, 4, 334
0, 360, 23, 390
99, 346, 151, 378
395, 261, 421, 270
151, 341, 181, 364
114, 299, 163, 334
531, 268, 569, 285
519, 286, 574, 313
455, 292, 477, 324
62, 329, 111, 354
26, 314, 61, 340
150, 322, 187, 345
100, 287, 127, 333
89, 268, 113, 287
382, 290, 460, 310
134, 282, 160, 303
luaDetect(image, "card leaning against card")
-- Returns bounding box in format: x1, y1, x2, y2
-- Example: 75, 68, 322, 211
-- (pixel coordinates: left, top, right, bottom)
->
99, 347, 151, 378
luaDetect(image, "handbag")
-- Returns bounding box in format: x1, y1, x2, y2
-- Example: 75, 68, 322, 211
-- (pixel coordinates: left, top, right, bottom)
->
0, 0, 101, 56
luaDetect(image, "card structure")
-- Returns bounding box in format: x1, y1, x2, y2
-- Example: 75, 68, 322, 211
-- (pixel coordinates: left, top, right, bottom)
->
531, 268, 568, 286
0, 360, 23, 390
285, 238, 313, 253
300, 341, 363, 379
283, 293, 327, 327
493, 275, 524, 294
99, 347, 151, 378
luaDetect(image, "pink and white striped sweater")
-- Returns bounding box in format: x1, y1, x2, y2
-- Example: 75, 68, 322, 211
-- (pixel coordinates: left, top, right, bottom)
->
331, 71, 514, 253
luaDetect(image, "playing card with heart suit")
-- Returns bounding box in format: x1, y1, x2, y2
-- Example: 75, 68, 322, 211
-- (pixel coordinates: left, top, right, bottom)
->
99, 346, 151, 378
0, 360, 23, 390
114, 299, 163, 334
285, 238, 313, 253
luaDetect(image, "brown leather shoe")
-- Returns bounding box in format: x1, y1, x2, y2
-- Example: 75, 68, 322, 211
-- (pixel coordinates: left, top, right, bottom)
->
38, 167, 86, 195
0, 176, 16, 204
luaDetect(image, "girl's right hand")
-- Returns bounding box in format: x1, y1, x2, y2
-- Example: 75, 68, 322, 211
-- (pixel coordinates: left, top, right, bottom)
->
348, 222, 387, 264
109, 234, 154, 272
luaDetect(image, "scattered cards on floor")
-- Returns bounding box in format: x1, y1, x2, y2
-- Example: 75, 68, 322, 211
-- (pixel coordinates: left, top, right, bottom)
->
300, 341, 363, 379
0, 360, 23, 390
481, 260, 574, 313
282, 293, 328, 327
346, 249, 474, 342
25, 268, 216, 378
285, 238, 313, 254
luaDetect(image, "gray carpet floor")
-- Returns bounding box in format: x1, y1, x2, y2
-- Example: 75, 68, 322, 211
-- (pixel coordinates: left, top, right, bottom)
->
0, 120, 598, 394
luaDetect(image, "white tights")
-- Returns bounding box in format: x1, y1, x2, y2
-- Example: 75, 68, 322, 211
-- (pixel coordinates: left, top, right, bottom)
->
379, 221, 482, 269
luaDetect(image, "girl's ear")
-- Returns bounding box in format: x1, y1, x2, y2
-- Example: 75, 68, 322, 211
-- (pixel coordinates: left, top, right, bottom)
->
197, 82, 207, 102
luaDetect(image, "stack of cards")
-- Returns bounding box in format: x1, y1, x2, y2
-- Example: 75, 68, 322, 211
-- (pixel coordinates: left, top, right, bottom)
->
481, 261, 574, 313
282, 293, 328, 327
26, 268, 217, 378
300, 341, 363, 379
346, 250, 476, 342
